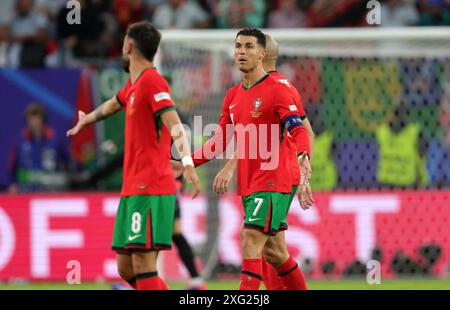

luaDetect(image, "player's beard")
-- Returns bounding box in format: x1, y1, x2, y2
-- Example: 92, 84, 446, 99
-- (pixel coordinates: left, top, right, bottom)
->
238, 62, 256, 74
122, 56, 130, 73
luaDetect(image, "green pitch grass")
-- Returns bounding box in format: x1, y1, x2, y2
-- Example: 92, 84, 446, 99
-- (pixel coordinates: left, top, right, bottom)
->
1, 279, 449, 290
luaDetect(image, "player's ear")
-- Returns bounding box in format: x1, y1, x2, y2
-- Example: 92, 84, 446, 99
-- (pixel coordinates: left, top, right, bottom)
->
127, 40, 133, 55
259, 48, 266, 61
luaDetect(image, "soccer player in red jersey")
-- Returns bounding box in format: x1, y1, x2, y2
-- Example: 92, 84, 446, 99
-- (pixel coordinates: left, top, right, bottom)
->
175, 28, 313, 290
213, 34, 315, 290
67, 21, 200, 290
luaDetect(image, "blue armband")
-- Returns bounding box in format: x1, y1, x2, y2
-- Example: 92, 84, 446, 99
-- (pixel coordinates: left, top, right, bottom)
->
284, 114, 304, 132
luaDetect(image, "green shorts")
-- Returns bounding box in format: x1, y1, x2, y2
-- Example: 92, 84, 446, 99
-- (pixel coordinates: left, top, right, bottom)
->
242, 191, 291, 236
112, 194, 176, 253
279, 185, 299, 231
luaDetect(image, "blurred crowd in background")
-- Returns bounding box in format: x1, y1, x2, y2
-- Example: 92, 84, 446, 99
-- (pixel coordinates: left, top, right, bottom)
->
0, 0, 450, 67
1, 0, 450, 194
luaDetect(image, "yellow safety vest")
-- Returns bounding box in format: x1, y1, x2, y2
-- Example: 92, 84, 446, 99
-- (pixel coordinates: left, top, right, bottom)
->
311, 131, 338, 191
376, 123, 428, 186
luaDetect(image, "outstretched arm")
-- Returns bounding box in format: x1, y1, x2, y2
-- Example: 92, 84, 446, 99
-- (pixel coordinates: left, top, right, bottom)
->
161, 110, 200, 198
66, 96, 122, 137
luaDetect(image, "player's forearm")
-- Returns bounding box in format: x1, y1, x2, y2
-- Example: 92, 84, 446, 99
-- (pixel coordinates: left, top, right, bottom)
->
192, 137, 215, 167
193, 122, 232, 167
78, 98, 120, 129
161, 110, 193, 161
303, 118, 315, 161
290, 124, 311, 158
223, 152, 237, 173
284, 114, 311, 157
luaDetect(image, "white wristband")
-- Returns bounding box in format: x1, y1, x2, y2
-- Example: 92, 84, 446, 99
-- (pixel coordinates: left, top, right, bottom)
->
181, 156, 194, 167
298, 152, 309, 162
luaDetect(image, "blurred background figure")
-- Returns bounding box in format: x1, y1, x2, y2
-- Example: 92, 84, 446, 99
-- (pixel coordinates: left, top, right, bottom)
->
417, 0, 450, 26
152, 0, 211, 29
375, 103, 428, 188
0, 0, 14, 67
8, 0, 49, 68
379, 0, 419, 27
307, 104, 338, 191
215, 0, 266, 28
56, 0, 115, 66
268, 0, 308, 28
7, 103, 70, 193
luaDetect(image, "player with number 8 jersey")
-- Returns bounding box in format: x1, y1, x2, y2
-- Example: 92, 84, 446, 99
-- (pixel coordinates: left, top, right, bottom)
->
67, 21, 200, 290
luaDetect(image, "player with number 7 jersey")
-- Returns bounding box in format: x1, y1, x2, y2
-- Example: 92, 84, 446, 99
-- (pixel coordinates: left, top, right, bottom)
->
190, 28, 311, 290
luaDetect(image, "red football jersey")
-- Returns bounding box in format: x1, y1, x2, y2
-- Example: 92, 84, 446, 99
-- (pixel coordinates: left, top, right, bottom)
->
193, 74, 310, 196
116, 68, 176, 196
269, 71, 306, 186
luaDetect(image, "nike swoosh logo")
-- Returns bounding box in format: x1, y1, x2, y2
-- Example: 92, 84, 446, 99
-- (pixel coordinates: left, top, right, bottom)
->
128, 235, 141, 241
248, 218, 261, 222
229, 104, 236, 109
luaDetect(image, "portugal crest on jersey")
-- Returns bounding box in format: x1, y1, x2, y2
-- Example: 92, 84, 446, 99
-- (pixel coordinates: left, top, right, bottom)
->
251, 97, 262, 118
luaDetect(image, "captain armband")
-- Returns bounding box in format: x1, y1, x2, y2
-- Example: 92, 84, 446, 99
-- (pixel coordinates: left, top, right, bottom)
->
284, 114, 304, 132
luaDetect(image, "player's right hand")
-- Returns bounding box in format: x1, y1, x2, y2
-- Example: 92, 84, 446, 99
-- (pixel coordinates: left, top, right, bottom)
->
183, 166, 200, 199
66, 111, 87, 137
213, 168, 233, 195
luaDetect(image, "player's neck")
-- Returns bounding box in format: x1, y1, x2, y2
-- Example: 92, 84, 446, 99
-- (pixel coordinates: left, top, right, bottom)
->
242, 66, 267, 89
129, 59, 154, 84
264, 66, 277, 73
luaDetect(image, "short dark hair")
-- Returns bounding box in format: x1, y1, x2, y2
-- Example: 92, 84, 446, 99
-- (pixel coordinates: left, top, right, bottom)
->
126, 21, 161, 62
235, 28, 266, 48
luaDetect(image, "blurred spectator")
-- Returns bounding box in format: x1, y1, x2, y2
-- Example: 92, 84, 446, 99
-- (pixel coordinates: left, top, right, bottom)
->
7, 103, 70, 193
0, 25, 8, 67
152, 0, 210, 29
114, 0, 145, 33
35, 0, 67, 20
8, 0, 49, 68
143, 0, 165, 19
215, 0, 266, 28
0, 0, 13, 67
308, 104, 338, 191
307, 0, 366, 27
375, 103, 428, 188
57, 0, 115, 64
417, 0, 450, 25
0, 0, 15, 26
379, 0, 419, 27
268, 0, 308, 28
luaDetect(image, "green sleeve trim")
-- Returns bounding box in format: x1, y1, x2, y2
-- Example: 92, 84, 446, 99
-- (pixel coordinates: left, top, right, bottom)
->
115, 95, 124, 107
155, 106, 176, 118
300, 115, 307, 121
155, 106, 176, 142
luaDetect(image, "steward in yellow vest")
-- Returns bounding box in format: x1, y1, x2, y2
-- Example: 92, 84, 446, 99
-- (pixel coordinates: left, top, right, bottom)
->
376, 122, 428, 187
311, 131, 338, 191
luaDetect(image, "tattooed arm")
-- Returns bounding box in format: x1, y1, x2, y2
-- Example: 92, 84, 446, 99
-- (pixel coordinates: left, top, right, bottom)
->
66, 97, 122, 137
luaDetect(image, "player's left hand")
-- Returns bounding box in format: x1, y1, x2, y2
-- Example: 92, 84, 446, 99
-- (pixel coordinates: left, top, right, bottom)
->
298, 153, 314, 210
170, 160, 184, 178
